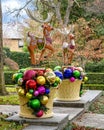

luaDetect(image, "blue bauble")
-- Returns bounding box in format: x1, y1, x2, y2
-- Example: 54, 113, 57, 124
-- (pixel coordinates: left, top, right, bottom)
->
45, 88, 50, 94
63, 68, 73, 79
54, 71, 63, 80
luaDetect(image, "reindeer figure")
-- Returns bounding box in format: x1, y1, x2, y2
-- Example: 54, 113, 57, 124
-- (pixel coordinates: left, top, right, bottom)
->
27, 23, 54, 66
26, 9, 55, 66
57, 25, 75, 65
62, 33, 75, 65
38, 23, 54, 63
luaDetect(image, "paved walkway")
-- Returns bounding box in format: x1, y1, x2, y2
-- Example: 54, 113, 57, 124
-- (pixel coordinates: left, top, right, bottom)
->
73, 113, 104, 130
0, 105, 104, 129
0, 90, 103, 130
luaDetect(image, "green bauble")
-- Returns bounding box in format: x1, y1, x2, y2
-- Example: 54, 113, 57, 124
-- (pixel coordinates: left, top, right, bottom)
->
30, 99, 40, 110
54, 66, 61, 71
12, 72, 23, 83
53, 82, 58, 87
73, 70, 80, 78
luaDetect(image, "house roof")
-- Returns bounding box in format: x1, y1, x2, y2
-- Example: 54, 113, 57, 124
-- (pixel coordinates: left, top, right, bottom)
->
3, 23, 24, 39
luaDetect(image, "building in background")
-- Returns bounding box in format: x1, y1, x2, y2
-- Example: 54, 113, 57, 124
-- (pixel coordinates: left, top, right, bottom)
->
3, 23, 24, 52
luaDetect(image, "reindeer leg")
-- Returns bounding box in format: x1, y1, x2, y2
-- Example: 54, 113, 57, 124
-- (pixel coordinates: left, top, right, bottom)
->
45, 44, 55, 59
63, 50, 66, 65
28, 45, 36, 65
38, 48, 46, 64
68, 49, 74, 65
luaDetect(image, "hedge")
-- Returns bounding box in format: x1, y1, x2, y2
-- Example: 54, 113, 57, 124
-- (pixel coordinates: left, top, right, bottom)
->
85, 60, 104, 72
83, 84, 104, 90
9, 52, 30, 68
4, 71, 104, 86
4, 71, 16, 85
86, 73, 104, 84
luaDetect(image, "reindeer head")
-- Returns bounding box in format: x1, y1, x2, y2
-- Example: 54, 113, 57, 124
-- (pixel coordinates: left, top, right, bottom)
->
41, 23, 53, 32
27, 31, 34, 37
69, 33, 75, 40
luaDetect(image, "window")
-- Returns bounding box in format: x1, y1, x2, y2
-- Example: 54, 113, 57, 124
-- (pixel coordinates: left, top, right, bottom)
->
18, 40, 23, 48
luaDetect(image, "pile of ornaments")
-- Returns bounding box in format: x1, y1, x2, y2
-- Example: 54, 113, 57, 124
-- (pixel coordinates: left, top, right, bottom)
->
12, 68, 61, 117
53, 66, 88, 82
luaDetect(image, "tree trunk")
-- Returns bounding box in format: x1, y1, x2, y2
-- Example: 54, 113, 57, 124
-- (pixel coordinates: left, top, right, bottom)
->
0, 0, 8, 95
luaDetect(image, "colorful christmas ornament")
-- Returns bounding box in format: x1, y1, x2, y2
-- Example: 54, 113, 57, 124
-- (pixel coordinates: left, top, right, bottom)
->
36, 110, 44, 117
36, 76, 46, 85
23, 70, 37, 81
54, 66, 61, 71
18, 88, 25, 96
29, 89, 34, 94
70, 77, 75, 82
34, 90, 39, 97
41, 95, 49, 105
73, 70, 81, 78
30, 99, 40, 109
26, 92, 32, 99
12, 73, 23, 82
45, 88, 50, 94
54, 71, 63, 80
84, 76, 88, 82
63, 68, 73, 78
26, 79, 37, 90
45, 71, 56, 84
55, 76, 61, 83
18, 78, 23, 86
37, 70, 44, 76
37, 86, 45, 95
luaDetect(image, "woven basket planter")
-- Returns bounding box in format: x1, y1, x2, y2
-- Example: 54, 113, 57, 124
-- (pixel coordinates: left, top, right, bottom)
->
18, 87, 57, 119
56, 79, 82, 101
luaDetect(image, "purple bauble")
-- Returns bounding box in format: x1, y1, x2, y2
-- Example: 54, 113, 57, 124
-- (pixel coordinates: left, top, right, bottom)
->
70, 77, 75, 82
34, 90, 39, 96
37, 86, 45, 95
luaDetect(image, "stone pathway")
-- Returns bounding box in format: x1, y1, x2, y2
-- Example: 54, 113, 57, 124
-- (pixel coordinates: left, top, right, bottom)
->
73, 113, 104, 130
0, 90, 103, 130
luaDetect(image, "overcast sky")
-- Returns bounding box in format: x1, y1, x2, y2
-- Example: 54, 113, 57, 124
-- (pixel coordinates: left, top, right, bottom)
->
1, 0, 31, 23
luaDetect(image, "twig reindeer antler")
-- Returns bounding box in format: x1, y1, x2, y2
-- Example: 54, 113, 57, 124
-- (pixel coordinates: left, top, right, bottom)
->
57, 25, 74, 35
25, 8, 53, 23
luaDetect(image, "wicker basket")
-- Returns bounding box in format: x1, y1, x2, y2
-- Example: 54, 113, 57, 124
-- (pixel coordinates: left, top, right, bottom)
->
56, 79, 82, 101
18, 87, 57, 119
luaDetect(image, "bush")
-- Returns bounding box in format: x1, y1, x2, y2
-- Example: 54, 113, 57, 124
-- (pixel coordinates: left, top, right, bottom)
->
9, 52, 30, 68
86, 73, 104, 84
4, 71, 16, 85
85, 59, 104, 72
3, 47, 11, 57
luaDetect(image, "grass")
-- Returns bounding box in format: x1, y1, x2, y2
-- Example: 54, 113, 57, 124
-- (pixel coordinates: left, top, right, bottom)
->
0, 87, 19, 105
89, 91, 104, 114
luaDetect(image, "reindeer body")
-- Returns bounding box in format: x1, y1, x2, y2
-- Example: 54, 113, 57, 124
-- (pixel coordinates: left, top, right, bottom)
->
62, 33, 75, 65
27, 23, 54, 65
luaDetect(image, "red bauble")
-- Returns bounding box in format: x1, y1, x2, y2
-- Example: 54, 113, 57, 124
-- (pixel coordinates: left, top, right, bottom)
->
37, 70, 44, 76
26, 79, 37, 90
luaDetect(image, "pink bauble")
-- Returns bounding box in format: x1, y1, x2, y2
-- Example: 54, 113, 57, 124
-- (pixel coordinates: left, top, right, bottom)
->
37, 86, 45, 95
36, 110, 44, 117
23, 70, 37, 81
34, 90, 39, 96
70, 77, 75, 82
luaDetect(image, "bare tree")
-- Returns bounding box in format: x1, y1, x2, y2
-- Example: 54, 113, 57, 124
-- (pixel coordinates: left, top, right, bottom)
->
0, 0, 8, 95
25, 0, 79, 27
